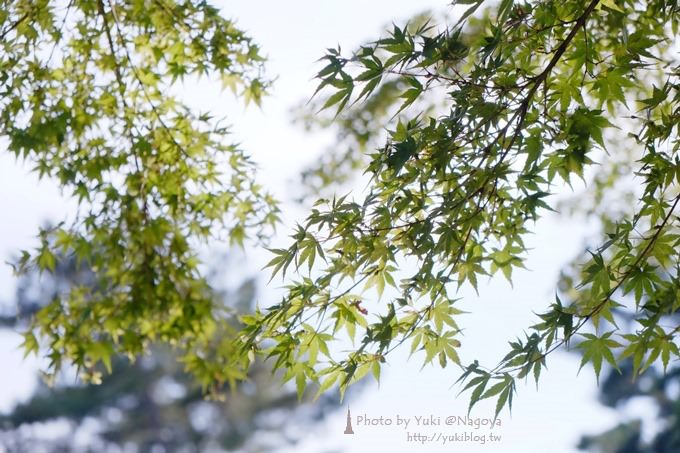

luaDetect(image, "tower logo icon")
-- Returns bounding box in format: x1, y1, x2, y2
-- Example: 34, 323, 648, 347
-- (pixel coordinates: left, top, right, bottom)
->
344, 407, 354, 434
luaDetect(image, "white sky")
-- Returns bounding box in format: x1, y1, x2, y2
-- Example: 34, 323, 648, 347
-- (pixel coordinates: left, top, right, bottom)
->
0, 1, 656, 452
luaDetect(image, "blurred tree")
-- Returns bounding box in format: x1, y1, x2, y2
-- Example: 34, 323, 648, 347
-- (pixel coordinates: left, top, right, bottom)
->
577, 360, 680, 453
0, 251, 338, 452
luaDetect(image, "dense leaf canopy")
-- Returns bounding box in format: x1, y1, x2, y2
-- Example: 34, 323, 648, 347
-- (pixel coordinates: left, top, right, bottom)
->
2, 0, 277, 393
4, 0, 680, 416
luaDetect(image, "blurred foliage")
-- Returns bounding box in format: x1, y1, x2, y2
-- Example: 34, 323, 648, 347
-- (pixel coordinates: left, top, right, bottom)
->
577, 363, 680, 452
0, 250, 338, 452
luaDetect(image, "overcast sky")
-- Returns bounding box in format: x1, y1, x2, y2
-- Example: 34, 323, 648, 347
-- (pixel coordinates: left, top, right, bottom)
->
0, 2, 656, 452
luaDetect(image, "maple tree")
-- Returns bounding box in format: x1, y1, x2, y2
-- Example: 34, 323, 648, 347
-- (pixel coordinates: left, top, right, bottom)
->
3, 0, 680, 418
246, 0, 680, 417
